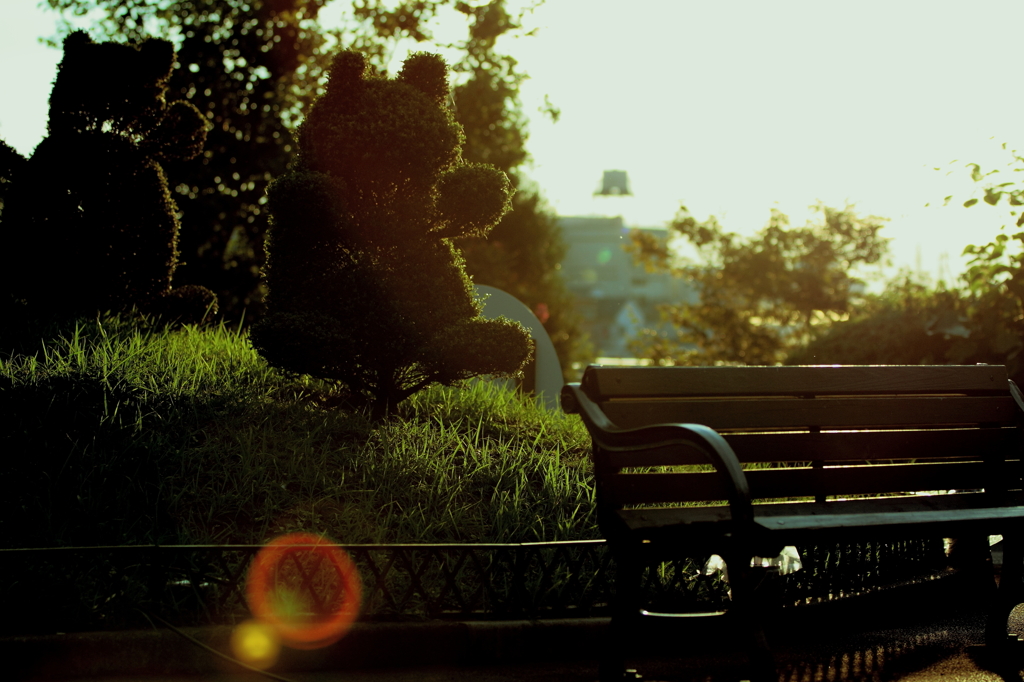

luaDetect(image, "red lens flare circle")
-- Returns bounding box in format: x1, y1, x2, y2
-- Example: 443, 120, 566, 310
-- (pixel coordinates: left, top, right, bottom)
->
245, 533, 362, 649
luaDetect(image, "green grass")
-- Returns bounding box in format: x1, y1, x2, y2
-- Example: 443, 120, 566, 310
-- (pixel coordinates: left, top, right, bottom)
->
0, 314, 598, 548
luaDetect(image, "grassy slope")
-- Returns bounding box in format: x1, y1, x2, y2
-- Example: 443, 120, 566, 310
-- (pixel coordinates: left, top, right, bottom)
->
0, 315, 597, 548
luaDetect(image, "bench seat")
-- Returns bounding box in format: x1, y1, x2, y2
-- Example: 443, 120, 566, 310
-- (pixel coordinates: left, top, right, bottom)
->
617, 492, 1024, 542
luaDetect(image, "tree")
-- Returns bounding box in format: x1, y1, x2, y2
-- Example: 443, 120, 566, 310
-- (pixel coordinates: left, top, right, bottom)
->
45, 0, 333, 320
628, 203, 890, 365
327, 0, 588, 377
45, 0, 590, 379
924, 147, 1024, 379
789, 147, 1024, 378
248, 50, 532, 420
0, 139, 25, 218
786, 274, 966, 366
0, 29, 213, 322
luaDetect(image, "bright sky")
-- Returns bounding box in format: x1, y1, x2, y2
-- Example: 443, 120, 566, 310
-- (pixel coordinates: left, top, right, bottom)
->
3, 0, 1024, 284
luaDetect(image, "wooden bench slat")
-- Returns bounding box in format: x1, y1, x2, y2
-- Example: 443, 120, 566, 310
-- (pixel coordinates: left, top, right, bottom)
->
618, 490, 1024, 523
615, 494, 1024, 540
755, 506, 1024, 535
726, 427, 1022, 464
601, 427, 1022, 468
584, 364, 1009, 399
601, 395, 1018, 430
602, 460, 997, 505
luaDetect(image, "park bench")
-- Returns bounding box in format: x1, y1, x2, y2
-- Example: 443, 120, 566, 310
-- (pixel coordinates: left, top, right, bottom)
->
561, 364, 1024, 681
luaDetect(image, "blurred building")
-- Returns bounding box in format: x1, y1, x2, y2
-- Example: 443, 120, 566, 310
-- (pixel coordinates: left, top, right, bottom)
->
558, 215, 697, 359
593, 170, 632, 196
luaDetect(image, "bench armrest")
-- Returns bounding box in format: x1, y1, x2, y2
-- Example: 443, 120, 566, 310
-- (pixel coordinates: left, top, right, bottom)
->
561, 383, 754, 526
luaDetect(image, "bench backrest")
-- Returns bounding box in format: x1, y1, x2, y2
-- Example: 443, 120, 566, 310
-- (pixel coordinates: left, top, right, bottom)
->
569, 365, 1024, 507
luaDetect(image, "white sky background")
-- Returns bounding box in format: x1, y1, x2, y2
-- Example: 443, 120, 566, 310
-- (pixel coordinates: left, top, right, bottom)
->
3, 0, 1024, 285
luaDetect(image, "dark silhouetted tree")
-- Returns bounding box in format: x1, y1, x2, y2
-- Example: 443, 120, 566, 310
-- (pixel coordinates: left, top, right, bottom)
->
0, 30, 213, 321
48, 1, 589, 375
307, 0, 591, 377
0, 139, 26, 218
45, 0, 333, 320
249, 50, 532, 419
628, 203, 890, 365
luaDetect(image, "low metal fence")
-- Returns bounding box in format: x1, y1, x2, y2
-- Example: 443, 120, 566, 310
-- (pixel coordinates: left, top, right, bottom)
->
0, 537, 948, 635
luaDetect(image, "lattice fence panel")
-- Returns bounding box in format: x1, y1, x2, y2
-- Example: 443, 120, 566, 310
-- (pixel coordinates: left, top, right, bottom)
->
0, 537, 950, 634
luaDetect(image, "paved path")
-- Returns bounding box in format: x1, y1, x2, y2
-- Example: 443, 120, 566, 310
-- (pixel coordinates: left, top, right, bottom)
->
10, 573, 1024, 681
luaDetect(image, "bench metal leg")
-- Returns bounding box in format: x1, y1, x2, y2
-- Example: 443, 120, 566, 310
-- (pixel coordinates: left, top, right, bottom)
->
603, 547, 776, 681
723, 550, 776, 682
600, 550, 645, 681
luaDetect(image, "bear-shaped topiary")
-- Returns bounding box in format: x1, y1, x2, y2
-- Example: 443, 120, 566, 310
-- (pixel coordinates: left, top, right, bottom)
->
0, 30, 216, 323
249, 50, 532, 419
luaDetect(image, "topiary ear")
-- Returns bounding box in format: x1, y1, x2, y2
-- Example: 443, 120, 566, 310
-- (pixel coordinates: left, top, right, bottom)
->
398, 52, 449, 106
137, 37, 176, 83
63, 29, 92, 50
327, 50, 368, 93
318, 51, 367, 114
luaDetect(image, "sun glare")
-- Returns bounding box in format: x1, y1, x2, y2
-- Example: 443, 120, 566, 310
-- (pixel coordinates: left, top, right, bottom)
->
245, 532, 363, 652
230, 619, 281, 670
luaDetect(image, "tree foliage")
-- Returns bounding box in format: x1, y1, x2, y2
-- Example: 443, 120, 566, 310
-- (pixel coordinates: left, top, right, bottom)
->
248, 50, 532, 420
342, 0, 588, 377
45, 0, 589, 378
0, 29, 214, 322
628, 203, 889, 365
0, 139, 26, 214
787, 274, 965, 366
45, 0, 333, 320
778, 145, 1024, 378
850, 147, 1024, 378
